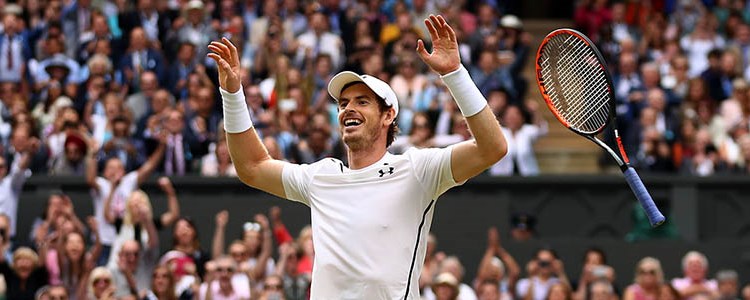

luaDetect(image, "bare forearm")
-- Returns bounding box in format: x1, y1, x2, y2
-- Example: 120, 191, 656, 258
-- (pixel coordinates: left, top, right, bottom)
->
465, 107, 507, 158
211, 225, 225, 259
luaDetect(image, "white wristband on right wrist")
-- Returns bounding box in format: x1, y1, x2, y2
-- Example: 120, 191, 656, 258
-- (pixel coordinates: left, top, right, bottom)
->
220, 86, 253, 133
440, 65, 488, 117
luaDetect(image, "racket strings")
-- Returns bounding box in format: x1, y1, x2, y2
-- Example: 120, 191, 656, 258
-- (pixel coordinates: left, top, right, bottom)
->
539, 34, 611, 134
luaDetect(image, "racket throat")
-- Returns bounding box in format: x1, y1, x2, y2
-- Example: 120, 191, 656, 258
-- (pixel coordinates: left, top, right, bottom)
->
615, 129, 630, 165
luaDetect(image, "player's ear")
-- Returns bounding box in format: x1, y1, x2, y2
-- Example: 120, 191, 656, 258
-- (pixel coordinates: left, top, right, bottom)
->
383, 107, 396, 126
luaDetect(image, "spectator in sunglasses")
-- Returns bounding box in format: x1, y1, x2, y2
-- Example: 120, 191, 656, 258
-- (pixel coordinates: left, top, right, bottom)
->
624, 257, 663, 300
87, 266, 115, 300
198, 256, 250, 300
258, 274, 285, 300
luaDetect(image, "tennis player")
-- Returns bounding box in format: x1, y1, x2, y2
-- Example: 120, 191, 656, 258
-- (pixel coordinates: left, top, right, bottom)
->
208, 15, 507, 299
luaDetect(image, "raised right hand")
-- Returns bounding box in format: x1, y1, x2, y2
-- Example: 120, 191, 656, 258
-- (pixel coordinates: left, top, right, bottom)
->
207, 37, 242, 93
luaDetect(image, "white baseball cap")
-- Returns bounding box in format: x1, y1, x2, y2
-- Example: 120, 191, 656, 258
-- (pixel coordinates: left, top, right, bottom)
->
327, 71, 399, 117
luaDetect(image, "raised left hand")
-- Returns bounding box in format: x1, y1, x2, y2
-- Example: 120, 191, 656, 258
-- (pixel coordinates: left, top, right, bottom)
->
416, 15, 461, 75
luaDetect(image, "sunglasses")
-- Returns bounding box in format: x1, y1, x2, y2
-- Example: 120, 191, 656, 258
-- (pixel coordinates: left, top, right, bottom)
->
216, 267, 235, 273
94, 278, 111, 284
243, 222, 261, 232
264, 283, 283, 290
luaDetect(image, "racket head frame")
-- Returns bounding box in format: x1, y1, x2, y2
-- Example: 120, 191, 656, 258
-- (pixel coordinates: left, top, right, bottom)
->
535, 28, 617, 137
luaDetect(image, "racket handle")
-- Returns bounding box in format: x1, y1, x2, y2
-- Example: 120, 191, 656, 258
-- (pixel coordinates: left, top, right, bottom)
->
623, 167, 666, 227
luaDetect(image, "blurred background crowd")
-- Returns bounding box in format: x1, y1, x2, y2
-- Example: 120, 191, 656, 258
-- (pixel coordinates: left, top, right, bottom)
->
0, 0, 747, 299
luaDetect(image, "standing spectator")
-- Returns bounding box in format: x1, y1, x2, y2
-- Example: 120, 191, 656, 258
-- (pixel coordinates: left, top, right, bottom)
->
490, 102, 547, 176
170, 217, 211, 279
166, 42, 196, 100
0, 247, 49, 300
0, 136, 34, 239
671, 251, 719, 300
171, 1, 217, 63
294, 12, 344, 70
623, 257, 664, 300
103, 190, 160, 267
118, 0, 173, 50
119, 27, 165, 93
85, 131, 165, 265
43, 218, 101, 300
516, 248, 569, 300
681, 14, 726, 78
0, 7, 32, 87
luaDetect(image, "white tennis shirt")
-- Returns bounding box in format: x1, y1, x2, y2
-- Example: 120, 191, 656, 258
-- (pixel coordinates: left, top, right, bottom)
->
282, 147, 462, 299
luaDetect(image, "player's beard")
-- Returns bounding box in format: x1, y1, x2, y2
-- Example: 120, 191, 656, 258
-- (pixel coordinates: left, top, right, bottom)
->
341, 119, 383, 152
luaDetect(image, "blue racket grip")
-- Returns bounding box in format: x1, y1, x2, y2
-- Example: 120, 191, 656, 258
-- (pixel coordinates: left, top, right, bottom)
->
623, 167, 665, 227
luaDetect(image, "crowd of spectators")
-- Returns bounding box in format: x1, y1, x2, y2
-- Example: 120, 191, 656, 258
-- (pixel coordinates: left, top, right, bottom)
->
576, 0, 750, 175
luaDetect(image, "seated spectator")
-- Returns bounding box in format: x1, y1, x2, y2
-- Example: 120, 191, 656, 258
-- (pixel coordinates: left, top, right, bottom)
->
390, 112, 435, 154
201, 139, 237, 177
98, 115, 146, 172
516, 248, 569, 300
509, 212, 537, 241
156, 108, 210, 175
109, 239, 158, 298
31, 79, 74, 135
86, 266, 115, 300
0, 247, 49, 300
716, 269, 740, 300
575, 248, 615, 300
142, 264, 183, 300
623, 257, 664, 300
671, 251, 719, 300
125, 71, 159, 122
424, 256, 477, 300
274, 242, 310, 300
431, 272, 460, 300
49, 132, 88, 176
547, 283, 574, 300
258, 274, 286, 300
589, 279, 616, 300
474, 227, 519, 300
198, 256, 251, 300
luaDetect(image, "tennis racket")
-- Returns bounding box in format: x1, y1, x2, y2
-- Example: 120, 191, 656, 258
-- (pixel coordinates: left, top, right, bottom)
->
535, 28, 665, 227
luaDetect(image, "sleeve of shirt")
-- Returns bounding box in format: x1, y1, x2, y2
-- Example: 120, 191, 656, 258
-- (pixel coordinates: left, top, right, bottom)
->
122, 171, 140, 190
281, 163, 313, 206
516, 278, 530, 298
406, 146, 465, 201
9, 160, 31, 192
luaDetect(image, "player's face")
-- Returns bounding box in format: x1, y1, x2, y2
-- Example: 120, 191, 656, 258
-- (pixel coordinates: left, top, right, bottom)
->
337, 83, 391, 151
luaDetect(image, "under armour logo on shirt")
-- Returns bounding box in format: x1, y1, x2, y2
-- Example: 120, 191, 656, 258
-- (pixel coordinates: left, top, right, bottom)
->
377, 163, 394, 177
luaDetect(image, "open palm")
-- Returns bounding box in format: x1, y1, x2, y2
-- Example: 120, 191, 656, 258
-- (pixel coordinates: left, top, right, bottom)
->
417, 15, 461, 75
207, 37, 242, 93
